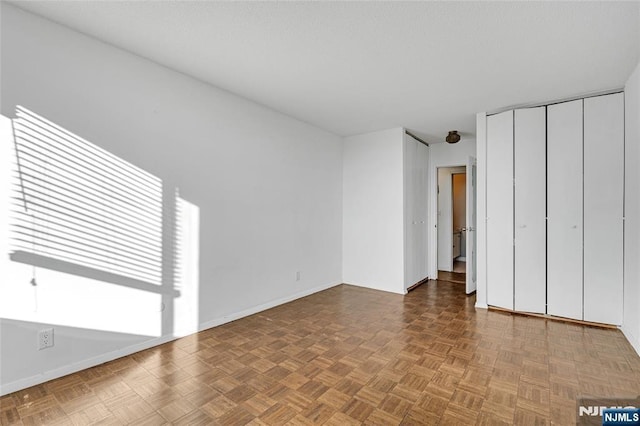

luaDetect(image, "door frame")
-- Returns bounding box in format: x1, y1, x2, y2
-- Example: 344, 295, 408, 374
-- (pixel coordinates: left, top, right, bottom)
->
432, 164, 466, 278
466, 156, 477, 294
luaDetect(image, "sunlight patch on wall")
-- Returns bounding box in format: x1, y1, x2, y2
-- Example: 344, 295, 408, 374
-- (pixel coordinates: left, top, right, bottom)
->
10, 106, 163, 285
0, 108, 200, 338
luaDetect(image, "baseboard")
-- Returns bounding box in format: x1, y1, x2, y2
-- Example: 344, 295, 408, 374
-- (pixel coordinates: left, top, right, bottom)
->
475, 302, 488, 309
342, 281, 406, 295
0, 334, 176, 396
406, 277, 429, 292
0, 280, 341, 397
487, 306, 618, 329
198, 281, 342, 331
621, 325, 640, 357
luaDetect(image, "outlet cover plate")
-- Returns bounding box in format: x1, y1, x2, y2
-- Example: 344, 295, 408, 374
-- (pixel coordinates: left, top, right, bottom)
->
38, 328, 54, 350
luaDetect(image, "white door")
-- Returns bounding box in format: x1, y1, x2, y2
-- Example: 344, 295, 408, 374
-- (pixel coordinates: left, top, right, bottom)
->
583, 93, 624, 325
465, 156, 477, 294
514, 107, 546, 314
403, 135, 429, 290
547, 99, 583, 321
404, 136, 416, 289
486, 111, 514, 310
418, 142, 429, 281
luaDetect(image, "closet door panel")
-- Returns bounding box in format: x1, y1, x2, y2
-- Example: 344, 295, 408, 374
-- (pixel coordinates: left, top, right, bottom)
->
547, 100, 583, 320
514, 107, 546, 314
417, 142, 429, 280
404, 136, 430, 289
486, 111, 514, 310
404, 136, 417, 288
583, 93, 624, 325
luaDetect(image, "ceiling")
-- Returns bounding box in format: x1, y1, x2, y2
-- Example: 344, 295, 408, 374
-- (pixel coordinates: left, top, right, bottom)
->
10, 1, 640, 143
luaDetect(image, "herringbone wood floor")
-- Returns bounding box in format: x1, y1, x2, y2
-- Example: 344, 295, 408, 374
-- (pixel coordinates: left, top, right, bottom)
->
2, 280, 640, 425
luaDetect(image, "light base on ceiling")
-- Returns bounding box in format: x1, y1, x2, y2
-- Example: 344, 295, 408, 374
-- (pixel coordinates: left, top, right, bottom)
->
446, 130, 461, 144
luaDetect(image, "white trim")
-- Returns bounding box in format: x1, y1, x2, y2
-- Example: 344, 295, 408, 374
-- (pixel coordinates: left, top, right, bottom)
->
487, 88, 624, 116
475, 112, 488, 308
198, 281, 342, 330
0, 334, 175, 396
343, 281, 407, 295
0, 280, 341, 396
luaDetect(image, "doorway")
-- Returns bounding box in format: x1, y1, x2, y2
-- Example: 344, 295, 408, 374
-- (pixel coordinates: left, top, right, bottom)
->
452, 172, 467, 274
437, 166, 467, 284
431, 156, 477, 294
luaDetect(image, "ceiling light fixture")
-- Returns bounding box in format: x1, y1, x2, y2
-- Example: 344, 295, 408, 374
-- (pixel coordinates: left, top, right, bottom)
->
446, 130, 460, 144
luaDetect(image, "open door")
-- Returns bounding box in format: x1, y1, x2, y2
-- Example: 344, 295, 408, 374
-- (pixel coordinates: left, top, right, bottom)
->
466, 156, 477, 294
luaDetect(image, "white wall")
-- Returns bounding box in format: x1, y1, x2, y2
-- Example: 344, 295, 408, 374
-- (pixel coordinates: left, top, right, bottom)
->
343, 128, 405, 294
428, 139, 477, 278
0, 4, 343, 394
623, 61, 640, 355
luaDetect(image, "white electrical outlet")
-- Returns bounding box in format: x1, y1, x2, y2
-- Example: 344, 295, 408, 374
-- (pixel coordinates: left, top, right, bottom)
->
296, 271, 301, 281
38, 328, 54, 350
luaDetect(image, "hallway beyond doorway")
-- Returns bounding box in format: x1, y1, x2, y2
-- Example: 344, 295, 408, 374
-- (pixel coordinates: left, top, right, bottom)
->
453, 260, 466, 273
438, 269, 466, 285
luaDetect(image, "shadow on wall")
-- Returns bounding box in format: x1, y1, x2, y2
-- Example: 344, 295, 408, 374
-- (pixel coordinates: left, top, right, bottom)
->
0, 106, 200, 339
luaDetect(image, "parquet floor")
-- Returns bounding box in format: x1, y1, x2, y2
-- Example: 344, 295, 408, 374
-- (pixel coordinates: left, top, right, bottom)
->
2, 281, 640, 425
437, 271, 466, 285
452, 262, 466, 274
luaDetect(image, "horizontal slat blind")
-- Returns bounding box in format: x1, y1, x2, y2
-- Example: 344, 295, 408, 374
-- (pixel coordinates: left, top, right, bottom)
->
10, 106, 163, 285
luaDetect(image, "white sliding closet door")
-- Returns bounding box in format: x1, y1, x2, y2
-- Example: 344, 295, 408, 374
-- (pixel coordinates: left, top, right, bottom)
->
514, 107, 546, 314
404, 135, 429, 290
404, 136, 417, 289
583, 93, 624, 325
486, 111, 514, 310
547, 100, 583, 320
417, 142, 429, 281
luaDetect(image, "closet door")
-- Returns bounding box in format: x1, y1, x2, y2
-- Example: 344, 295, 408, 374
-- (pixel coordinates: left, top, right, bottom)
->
547, 100, 583, 320
514, 107, 546, 314
404, 136, 417, 289
486, 111, 514, 310
404, 135, 429, 289
583, 93, 624, 325
417, 142, 429, 281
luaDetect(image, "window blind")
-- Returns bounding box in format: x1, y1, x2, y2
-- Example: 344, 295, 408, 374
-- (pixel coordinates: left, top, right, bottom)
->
10, 106, 163, 285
